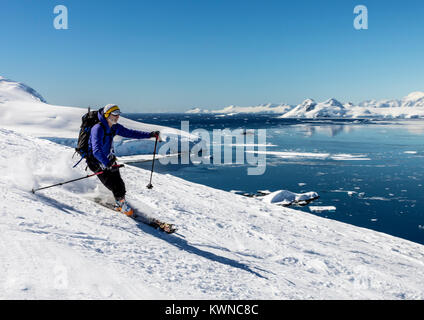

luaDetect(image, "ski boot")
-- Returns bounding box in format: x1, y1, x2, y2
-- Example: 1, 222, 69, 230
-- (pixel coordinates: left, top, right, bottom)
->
114, 198, 135, 217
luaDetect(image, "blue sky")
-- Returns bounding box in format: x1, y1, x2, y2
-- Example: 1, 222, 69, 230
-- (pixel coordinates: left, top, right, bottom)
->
1, 0, 424, 112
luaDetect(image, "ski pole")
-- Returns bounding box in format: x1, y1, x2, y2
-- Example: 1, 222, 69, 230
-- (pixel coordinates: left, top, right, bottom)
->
31, 164, 124, 194
146, 135, 159, 189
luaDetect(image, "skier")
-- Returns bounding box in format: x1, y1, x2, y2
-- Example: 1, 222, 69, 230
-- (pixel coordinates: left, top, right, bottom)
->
87, 104, 159, 217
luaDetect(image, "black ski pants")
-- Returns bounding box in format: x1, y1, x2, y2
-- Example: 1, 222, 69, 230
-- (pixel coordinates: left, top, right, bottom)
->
86, 156, 126, 201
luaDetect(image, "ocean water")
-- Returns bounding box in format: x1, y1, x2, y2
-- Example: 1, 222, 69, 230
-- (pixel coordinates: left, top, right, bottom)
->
125, 113, 424, 245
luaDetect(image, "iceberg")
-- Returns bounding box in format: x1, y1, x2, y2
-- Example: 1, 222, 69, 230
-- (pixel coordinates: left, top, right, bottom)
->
261, 189, 320, 206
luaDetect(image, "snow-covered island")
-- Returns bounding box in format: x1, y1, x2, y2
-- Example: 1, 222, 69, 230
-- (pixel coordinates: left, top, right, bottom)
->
186, 92, 424, 119
1, 76, 424, 299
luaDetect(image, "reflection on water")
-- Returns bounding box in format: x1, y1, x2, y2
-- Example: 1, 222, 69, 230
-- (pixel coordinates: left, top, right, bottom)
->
292, 123, 358, 137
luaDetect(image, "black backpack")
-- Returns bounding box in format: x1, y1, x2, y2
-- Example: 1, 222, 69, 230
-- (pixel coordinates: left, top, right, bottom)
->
75, 107, 101, 158
73, 107, 114, 167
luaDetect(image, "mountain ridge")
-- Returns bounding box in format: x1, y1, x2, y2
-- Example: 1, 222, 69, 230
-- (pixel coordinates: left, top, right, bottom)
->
186, 92, 424, 118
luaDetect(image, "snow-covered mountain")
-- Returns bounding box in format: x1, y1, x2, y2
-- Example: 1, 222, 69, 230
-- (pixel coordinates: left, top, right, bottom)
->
186, 92, 424, 119
280, 98, 347, 118
0, 76, 47, 103
359, 92, 424, 109
186, 103, 293, 115
402, 91, 424, 108
347, 92, 424, 119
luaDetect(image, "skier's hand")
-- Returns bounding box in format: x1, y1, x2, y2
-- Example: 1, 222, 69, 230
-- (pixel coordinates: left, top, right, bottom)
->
106, 165, 120, 173
108, 154, 117, 163
104, 160, 119, 172
150, 131, 160, 138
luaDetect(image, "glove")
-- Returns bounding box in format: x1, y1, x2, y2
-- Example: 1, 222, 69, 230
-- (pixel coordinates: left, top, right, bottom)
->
106, 165, 119, 173
108, 154, 117, 164
102, 159, 119, 172
150, 131, 160, 138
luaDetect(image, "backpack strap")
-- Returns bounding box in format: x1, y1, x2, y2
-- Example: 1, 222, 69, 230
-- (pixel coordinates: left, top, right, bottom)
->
98, 122, 116, 143
73, 119, 117, 169
72, 155, 85, 168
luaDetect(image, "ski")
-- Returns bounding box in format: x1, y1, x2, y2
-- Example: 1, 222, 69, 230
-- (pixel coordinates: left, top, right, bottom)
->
92, 198, 177, 234
147, 218, 177, 234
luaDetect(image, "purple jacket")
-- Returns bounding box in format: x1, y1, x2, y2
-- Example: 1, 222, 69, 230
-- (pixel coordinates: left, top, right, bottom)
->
89, 109, 151, 167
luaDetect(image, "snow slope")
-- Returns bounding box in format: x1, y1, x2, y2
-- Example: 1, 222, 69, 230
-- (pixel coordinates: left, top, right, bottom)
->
1, 128, 424, 299
0, 76, 46, 103
0, 76, 194, 156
